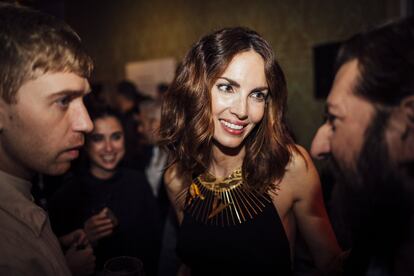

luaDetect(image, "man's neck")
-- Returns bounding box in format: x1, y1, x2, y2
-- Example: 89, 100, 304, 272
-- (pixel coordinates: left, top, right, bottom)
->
0, 155, 33, 181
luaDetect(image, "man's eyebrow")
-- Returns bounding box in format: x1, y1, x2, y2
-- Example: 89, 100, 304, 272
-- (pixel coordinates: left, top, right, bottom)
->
48, 89, 89, 99
326, 101, 339, 113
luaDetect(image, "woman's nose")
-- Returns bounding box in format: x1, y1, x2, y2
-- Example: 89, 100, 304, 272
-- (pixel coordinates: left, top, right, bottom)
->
104, 140, 114, 152
230, 94, 248, 120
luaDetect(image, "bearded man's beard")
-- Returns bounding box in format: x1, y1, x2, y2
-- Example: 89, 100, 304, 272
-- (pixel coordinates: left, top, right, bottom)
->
327, 110, 411, 271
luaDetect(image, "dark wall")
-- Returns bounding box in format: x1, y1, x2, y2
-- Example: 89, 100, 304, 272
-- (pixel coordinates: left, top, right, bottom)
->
64, 0, 400, 148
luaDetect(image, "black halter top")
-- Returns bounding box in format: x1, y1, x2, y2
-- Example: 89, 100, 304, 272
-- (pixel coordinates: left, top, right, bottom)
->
176, 170, 292, 276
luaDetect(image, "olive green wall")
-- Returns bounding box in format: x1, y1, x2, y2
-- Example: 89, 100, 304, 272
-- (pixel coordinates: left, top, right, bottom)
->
65, 0, 399, 149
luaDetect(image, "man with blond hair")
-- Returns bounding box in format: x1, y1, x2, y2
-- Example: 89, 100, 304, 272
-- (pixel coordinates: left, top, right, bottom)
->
0, 3, 95, 275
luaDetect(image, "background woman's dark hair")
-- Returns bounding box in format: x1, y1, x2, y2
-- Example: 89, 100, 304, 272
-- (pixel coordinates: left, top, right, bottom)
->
86, 104, 126, 127
159, 26, 298, 192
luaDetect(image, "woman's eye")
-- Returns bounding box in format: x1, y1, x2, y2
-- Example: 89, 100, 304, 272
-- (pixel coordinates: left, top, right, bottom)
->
250, 91, 268, 102
90, 134, 103, 142
111, 133, 123, 141
217, 84, 233, 93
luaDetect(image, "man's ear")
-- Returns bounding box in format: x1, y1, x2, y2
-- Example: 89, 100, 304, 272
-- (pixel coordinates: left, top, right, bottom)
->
401, 95, 414, 129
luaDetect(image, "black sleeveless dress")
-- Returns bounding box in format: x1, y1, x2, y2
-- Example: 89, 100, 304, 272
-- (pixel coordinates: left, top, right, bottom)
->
177, 191, 292, 276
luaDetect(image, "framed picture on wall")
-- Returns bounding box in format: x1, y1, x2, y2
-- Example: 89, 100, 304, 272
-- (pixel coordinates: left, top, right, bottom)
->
125, 57, 177, 98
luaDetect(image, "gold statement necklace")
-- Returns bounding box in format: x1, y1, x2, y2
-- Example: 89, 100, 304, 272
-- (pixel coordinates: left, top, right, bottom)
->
177, 168, 271, 226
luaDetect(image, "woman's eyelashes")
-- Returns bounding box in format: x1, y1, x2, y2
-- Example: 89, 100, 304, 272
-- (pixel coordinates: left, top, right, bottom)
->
111, 132, 123, 140
90, 132, 123, 143
250, 90, 268, 102
90, 133, 104, 143
217, 83, 234, 93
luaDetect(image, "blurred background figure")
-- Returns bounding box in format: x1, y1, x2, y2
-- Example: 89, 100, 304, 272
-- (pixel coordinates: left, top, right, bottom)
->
114, 80, 151, 171
137, 100, 168, 212
155, 82, 169, 103
136, 98, 180, 276
115, 80, 142, 115
48, 106, 161, 276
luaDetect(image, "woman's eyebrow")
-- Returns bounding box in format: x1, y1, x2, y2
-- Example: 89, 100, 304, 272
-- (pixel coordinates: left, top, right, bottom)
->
217, 77, 240, 88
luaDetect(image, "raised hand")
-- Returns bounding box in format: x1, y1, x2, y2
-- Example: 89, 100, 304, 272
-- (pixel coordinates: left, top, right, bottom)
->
84, 208, 115, 242
65, 241, 96, 276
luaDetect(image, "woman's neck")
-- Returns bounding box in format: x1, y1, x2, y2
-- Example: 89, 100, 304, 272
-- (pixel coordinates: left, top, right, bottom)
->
209, 143, 245, 179
90, 166, 116, 180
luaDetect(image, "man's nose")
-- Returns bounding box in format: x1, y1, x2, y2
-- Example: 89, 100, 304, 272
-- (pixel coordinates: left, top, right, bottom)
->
72, 101, 93, 133
310, 124, 332, 160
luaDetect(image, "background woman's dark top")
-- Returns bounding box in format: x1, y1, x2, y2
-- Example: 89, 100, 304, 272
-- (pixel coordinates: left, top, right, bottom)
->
48, 167, 161, 276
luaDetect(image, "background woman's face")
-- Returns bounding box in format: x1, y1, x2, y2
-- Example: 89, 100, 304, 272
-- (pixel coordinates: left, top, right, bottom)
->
87, 116, 125, 176
211, 50, 268, 149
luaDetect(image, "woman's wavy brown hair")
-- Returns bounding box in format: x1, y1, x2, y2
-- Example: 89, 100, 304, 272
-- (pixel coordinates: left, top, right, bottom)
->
159, 27, 297, 192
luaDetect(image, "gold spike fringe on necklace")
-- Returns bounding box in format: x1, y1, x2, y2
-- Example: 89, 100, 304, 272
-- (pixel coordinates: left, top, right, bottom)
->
176, 168, 272, 227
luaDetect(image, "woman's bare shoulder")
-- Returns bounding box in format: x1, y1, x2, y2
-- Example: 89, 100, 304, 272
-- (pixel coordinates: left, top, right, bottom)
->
285, 144, 316, 176
281, 145, 320, 197
164, 164, 187, 195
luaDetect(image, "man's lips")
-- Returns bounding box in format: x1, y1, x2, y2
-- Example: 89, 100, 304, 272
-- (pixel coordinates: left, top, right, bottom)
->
65, 149, 80, 159
62, 144, 83, 159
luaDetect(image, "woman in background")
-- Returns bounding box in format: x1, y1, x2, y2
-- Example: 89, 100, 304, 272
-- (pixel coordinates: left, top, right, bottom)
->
159, 27, 342, 275
48, 106, 161, 276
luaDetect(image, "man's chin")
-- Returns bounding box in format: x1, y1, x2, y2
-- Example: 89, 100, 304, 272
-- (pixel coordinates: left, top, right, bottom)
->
327, 156, 361, 191
43, 162, 72, 176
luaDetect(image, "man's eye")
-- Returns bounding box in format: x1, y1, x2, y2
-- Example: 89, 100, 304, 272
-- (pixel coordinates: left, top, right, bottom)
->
56, 96, 72, 108
324, 113, 337, 131
217, 84, 233, 93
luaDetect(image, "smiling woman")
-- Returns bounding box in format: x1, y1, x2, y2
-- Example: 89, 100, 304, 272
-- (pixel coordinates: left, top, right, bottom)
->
87, 113, 126, 180
159, 27, 342, 276
47, 105, 162, 276
211, 50, 268, 150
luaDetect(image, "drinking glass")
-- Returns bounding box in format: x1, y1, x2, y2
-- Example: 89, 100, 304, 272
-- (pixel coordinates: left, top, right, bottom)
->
103, 256, 144, 276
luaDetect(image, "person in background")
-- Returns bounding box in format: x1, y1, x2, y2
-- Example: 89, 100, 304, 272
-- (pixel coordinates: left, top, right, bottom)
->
115, 80, 142, 115
137, 100, 168, 204
159, 27, 342, 276
156, 82, 169, 103
48, 106, 161, 276
115, 80, 149, 170
137, 99, 180, 276
0, 3, 94, 275
311, 17, 414, 275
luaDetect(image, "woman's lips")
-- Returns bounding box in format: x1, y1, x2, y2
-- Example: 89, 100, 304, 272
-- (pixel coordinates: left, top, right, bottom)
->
220, 119, 246, 135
